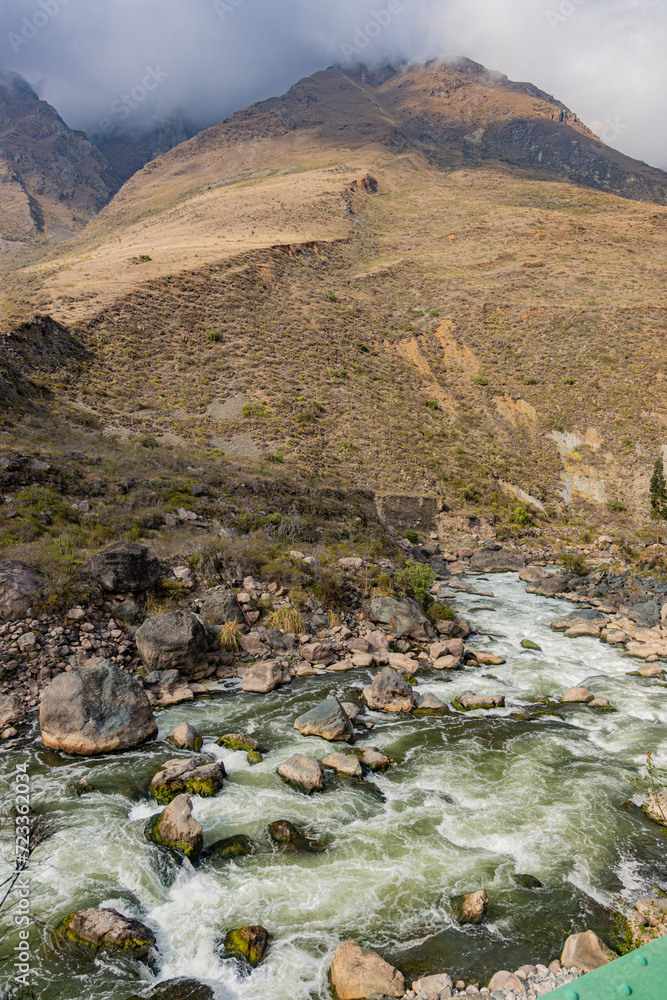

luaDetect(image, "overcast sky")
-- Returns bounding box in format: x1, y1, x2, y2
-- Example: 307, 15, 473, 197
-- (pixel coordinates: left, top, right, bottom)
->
1, 0, 665, 168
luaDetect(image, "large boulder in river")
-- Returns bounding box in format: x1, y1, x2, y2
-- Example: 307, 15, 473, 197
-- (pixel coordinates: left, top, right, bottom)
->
136, 611, 210, 678
59, 906, 155, 959
362, 668, 414, 713
368, 596, 431, 637
0, 561, 47, 613
242, 660, 284, 693
84, 542, 160, 591
151, 793, 203, 858
199, 588, 245, 625
469, 542, 525, 573
150, 758, 226, 804
39, 660, 157, 755
455, 889, 489, 925
294, 697, 354, 743
224, 925, 269, 966
329, 940, 405, 999
277, 753, 324, 794
452, 691, 505, 711
560, 930, 614, 972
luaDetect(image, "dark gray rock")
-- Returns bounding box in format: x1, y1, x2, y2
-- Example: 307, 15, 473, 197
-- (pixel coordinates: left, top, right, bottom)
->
199, 588, 245, 626
294, 697, 355, 743
0, 561, 47, 612
136, 611, 211, 678
85, 542, 160, 591
127, 981, 215, 1000
628, 600, 661, 625
470, 547, 525, 573
39, 660, 157, 755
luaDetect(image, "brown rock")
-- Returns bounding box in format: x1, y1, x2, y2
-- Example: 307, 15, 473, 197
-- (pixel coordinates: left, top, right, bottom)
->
59, 907, 155, 958
329, 940, 405, 999
242, 660, 284, 693
322, 752, 363, 777
457, 889, 489, 924
561, 687, 595, 703
488, 971, 526, 994
276, 753, 324, 794
362, 667, 414, 713
168, 722, 202, 751
152, 793, 203, 858
560, 930, 614, 972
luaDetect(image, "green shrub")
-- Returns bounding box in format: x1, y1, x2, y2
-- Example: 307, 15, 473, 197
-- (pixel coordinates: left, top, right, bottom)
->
510, 505, 533, 526
429, 309, 439, 318
559, 551, 588, 575
404, 530, 419, 544
462, 484, 480, 502
325, 290, 338, 302
427, 603, 456, 623
475, 376, 488, 386
356, 340, 370, 353
395, 559, 436, 611
139, 434, 159, 448
267, 451, 284, 464
138, 254, 151, 262
424, 399, 440, 411
607, 500, 627, 512
242, 402, 269, 419
205, 329, 221, 343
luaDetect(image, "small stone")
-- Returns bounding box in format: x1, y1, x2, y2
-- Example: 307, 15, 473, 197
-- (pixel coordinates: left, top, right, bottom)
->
168, 722, 202, 752
561, 687, 595, 704
456, 889, 489, 925
322, 752, 363, 777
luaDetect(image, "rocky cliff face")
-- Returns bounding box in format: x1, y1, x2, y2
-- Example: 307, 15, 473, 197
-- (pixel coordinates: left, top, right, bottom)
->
0, 72, 119, 242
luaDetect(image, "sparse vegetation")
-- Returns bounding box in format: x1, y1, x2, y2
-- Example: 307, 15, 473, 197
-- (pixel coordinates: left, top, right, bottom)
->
267, 605, 305, 633
219, 619, 243, 652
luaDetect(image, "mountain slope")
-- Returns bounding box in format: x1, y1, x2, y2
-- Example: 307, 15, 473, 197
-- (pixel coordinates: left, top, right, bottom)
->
1, 60, 666, 538
0, 72, 119, 245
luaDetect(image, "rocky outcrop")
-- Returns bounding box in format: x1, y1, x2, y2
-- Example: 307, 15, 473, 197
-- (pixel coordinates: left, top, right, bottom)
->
58, 907, 155, 959
294, 697, 354, 743
39, 660, 157, 755
525, 575, 570, 596
85, 542, 160, 592
136, 611, 212, 678
329, 940, 405, 999
0, 561, 47, 613
368, 596, 431, 637
150, 794, 203, 858
560, 930, 614, 972
0, 694, 24, 729
625, 897, 667, 947
277, 753, 325, 794
642, 792, 667, 828
362, 668, 414, 713
199, 588, 245, 625
469, 543, 525, 573
224, 925, 269, 966
150, 758, 226, 804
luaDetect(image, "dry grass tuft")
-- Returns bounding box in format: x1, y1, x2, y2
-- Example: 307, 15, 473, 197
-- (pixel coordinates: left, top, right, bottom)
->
266, 605, 305, 635
218, 619, 243, 652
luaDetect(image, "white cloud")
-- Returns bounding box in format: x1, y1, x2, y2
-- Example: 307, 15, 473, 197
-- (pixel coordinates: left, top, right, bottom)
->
0, 0, 664, 168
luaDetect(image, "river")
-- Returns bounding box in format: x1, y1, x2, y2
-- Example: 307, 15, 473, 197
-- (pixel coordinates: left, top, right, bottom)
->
1, 572, 666, 1000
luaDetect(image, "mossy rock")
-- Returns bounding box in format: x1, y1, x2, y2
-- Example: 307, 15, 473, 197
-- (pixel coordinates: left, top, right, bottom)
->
247, 750, 263, 765
152, 777, 222, 806
216, 734, 265, 753
402, 673, 417, 687
224, 925, 269, 967
521, 638, 542, 651
146, 814, 201, 860
57, 908, 155, 960
208, 834, 253, 859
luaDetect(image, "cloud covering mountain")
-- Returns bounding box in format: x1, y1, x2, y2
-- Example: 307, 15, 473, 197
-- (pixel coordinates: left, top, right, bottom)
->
0, 0, 665, 168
